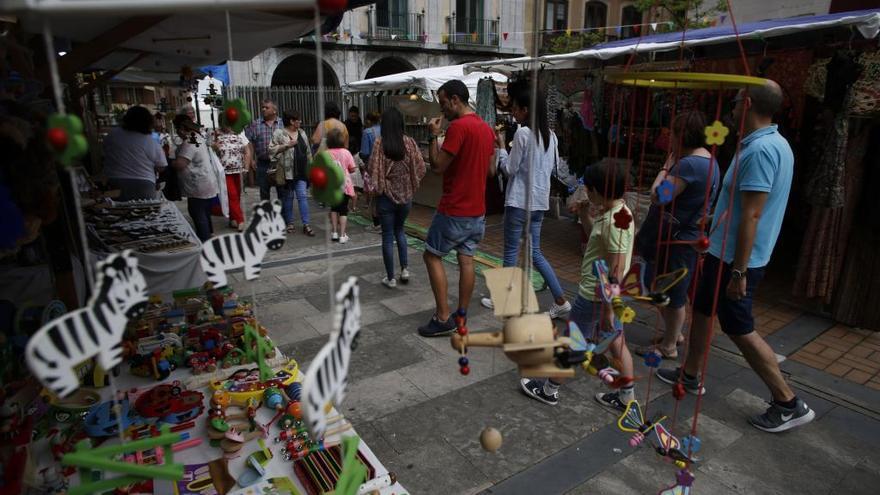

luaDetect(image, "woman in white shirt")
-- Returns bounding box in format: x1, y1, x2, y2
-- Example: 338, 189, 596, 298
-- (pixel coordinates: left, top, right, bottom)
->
103, 106, 167, 201
481, 82, 571, 318
173, 115, 219, 242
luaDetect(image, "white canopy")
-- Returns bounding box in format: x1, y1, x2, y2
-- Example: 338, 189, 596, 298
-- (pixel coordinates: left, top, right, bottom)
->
465, 8, 880, 74
343, 64, 507, 105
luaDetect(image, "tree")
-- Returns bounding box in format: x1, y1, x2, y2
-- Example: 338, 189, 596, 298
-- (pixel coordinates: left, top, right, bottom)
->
545, 31, 606, 55
634, 0, 727, 30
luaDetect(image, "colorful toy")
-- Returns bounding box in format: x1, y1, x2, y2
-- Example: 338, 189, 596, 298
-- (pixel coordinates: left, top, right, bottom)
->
308, 151, 345, 206
222, 98, 253, 134
200, 200, 286, 289
134, 382, 204, 425
236, 439, 273, 487
83, 396, 140, 437
335, 436, 367, 495
47, 113, 88, 167
658, 469, 695, 495
210, 360, 299, 406
25, 251, 149, 398
618, 400, 694, 467
302, 277, 362, 439
61, 424, 184, 495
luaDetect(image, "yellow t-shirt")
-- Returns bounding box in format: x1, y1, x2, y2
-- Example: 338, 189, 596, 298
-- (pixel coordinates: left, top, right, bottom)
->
578, 200, 635, 301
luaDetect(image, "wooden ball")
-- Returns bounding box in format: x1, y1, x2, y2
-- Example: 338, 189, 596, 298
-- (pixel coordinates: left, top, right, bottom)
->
480, 427, 502, 453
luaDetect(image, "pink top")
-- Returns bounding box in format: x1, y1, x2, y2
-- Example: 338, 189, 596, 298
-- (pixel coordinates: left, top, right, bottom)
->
327, 147, 357, 197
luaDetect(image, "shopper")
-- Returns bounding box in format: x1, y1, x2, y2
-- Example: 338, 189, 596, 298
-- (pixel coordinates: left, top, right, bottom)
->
244, 99, 284, 201
326, 128, 357, 244
479, 81, 571, 319
173, 115, 219, 242
103, 106, 167, 201
269, 110, 315, 236
345, 105, 363, 156
360, 111, 382, 163
312, 101, 349, 150
212, 123, 252, 231
419, 80, 496, 337
368, 107, 427, 288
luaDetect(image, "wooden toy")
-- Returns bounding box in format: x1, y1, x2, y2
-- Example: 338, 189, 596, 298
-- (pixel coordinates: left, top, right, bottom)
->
209, 360, 299, 406
479, 427, 502, 453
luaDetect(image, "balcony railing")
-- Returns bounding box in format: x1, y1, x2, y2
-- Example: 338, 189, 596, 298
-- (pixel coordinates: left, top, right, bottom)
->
445, 15, 499, 48
368, 11, 425, 42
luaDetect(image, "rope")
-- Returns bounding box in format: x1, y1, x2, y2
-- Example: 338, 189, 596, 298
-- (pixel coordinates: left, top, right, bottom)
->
725, 0, 752, 76
520, 0, 542, 313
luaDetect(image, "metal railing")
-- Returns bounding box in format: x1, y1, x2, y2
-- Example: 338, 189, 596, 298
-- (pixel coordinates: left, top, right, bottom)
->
368, 11, 425, 42
445, 15, 499, 48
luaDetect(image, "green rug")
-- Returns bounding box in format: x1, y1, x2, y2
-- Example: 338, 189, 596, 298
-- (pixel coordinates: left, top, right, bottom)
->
349, 212, 547, 291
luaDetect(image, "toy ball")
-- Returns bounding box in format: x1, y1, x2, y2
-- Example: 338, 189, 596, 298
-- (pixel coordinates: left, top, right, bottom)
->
695, 236, 710, 253
459, 365, 470, 376
225, 107, 239, 124
286, 401, 302, 420
309, 166, 328, 189
672, 383, 687, 401
317, 0, 348, 14
47, 127, 68, 150
479, 427, 502, 453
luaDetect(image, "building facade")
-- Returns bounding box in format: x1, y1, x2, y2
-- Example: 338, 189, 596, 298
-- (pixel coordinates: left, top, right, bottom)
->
227, 0, 528, 88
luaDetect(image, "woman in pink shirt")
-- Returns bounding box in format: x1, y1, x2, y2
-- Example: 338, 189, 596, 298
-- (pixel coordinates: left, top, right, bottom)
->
326, 128, 357, 244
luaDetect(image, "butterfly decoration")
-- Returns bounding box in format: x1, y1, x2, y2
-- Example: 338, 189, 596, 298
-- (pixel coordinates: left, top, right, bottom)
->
618, 401, 695, 466
593, 260, 635, 324
658, 469, 695, 495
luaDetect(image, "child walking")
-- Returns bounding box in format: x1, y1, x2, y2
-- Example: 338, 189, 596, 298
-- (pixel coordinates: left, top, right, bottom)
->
326, 128, 357, 244
520, 159, 637, 410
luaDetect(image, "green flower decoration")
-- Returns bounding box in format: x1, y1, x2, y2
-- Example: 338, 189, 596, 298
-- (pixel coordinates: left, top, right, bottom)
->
222, 98, 253, 134
308, 151, 345, 206
704, 120, 730, 146
47, 113, 88, 167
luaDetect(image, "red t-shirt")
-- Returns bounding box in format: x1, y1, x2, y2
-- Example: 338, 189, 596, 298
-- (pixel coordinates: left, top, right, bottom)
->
438, 113, 495, 216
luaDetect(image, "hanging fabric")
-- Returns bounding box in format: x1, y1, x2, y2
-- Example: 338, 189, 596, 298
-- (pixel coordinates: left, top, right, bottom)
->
475, 78, 497, 129
545, 71, 560, 131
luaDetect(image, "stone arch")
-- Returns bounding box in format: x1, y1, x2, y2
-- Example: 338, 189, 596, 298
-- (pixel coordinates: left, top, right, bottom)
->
365, 56, 416, 80
272, 53, 339, 87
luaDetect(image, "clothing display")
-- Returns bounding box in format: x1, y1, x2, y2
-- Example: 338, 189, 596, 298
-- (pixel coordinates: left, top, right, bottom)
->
475, 77, 497, 129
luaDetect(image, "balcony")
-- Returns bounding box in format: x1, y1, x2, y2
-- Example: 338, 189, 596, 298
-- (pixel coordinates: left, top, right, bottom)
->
445, 15, 499, 49
368, 10, 425, 43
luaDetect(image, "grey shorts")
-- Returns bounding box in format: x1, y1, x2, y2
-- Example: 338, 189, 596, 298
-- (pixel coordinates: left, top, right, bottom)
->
425, 213, 485, 257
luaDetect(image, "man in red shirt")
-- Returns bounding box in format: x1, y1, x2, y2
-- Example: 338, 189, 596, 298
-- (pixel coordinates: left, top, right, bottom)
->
419, 80, 496, 337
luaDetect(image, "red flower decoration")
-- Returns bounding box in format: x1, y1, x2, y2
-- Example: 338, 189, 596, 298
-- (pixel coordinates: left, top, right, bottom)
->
613, 208, 633, 230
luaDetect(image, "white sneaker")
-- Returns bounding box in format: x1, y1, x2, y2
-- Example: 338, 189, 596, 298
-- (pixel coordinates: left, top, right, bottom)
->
339, 234, 349, 244
331, 232, 339, 241
480, 297, 494, 310
549, 301, 572, 319
381, 277, 397, 288
399, 268, 411, 284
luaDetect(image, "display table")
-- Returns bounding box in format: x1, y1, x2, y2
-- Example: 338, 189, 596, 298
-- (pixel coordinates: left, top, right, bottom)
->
85, 199, 207, 294
28, 355, 406, 495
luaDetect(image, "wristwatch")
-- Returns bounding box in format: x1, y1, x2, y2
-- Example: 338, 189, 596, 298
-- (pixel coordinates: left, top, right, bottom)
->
730, 268, 747, 279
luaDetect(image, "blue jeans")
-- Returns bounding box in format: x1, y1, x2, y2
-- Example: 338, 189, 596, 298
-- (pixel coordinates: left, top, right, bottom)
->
187, 197, 214, 242
502, 206, 565, 301
281, 179, 310, 225
377, 195, 411, 279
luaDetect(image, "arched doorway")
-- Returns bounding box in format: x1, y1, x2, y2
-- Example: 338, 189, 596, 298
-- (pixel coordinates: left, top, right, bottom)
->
365, 57, 416, 79
272, 53, 339, 87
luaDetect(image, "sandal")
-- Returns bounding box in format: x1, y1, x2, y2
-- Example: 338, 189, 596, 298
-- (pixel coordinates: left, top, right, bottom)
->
651, 335, 685, 346
303, 224, 315, 237
286, 224, 295, 234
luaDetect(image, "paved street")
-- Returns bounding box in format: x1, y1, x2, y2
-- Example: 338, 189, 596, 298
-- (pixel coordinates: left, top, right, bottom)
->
213, 193, 880, 494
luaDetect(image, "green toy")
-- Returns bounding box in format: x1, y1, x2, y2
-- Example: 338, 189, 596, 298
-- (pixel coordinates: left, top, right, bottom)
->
308, 151, 345, 206
222, 98, 253, 134
243, 323, 274, 381
46, 113, 88, 167
334, 436, 367, 495
61, 424, 184, 495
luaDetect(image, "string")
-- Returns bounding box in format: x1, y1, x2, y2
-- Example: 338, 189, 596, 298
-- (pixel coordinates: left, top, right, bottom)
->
225, 10, 234, 60
520, 0, 542, 313
313, 5, 335, 323
42, 21, 65, 115
724, 0, 752, 76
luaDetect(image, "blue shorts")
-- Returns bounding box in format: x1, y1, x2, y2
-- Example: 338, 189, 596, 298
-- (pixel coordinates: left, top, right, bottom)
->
643, 244, 698, 309
425, 213, 485, 257
693, 255, 766, 336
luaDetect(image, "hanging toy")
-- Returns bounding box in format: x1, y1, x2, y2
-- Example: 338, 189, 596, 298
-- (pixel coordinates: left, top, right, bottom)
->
656, 179, 675, 205
47, 114, 88, 167
480, 426, 503, 453
222, 98, 252, 134
704, 120, 730, 146
643, 351, 663, 368
681, 435, 701, 455
658, 469, 695, 495
308, 151, 345, 207
613, 206, 633, 230
672, 383, 687, 401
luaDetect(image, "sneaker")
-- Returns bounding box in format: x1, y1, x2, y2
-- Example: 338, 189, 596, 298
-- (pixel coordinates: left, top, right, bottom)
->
339, 234, 349, 244
549, 300, 572, 319
381, 277, 397, 288
519, 378, 558, 406
748, 398, 815, 433
594, 391, 627, 411
331, 232, 339, 241
417, 314, 457, 337
655, 367, 706, 395
480, 297, 494, 310
399, 268, 411, 284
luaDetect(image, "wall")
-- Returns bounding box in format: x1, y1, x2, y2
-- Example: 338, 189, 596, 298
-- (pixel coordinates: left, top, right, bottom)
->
721, 0, 832, 23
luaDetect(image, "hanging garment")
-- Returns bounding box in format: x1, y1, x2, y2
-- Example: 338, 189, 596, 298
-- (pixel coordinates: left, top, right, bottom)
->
580, 88, 595, 131
805, 92, 853, 209
850, 50, 880, 116
546, 82, 560, 132
475, 78, 497, 129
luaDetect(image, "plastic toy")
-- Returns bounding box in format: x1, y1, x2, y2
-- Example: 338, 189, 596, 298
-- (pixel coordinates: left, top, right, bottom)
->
335, 436, 367, 495
236, 439, 273, 487
83, 396, 140, 437
222, 98, 252, 134
134, 382, 204, 424
618, 400, 694, 467
47, 113, 88, 166
658, 469, 695, 495
308, 151, 346, 206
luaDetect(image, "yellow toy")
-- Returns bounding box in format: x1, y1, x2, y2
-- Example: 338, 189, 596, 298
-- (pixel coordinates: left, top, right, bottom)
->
210, 360, 299, 406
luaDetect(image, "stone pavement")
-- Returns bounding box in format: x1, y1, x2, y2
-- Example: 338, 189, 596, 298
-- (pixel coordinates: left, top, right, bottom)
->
203, 192, 880, 495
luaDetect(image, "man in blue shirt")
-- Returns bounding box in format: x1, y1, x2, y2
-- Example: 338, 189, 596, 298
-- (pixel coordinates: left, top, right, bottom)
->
657, 81, 815, 433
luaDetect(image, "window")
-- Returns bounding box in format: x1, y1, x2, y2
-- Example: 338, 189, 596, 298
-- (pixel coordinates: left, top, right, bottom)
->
376, 0, 407, 29
620, 4, 642, 38
545, 0, 569, 31
456, 0, 484, 30
584, 1, 607, 29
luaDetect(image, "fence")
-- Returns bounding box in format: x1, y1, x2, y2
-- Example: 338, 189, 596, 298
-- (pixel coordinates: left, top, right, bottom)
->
224, 85, 430, 141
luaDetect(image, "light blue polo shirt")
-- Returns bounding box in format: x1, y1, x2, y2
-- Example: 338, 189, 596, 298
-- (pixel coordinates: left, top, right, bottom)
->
709, 125, 793, 268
